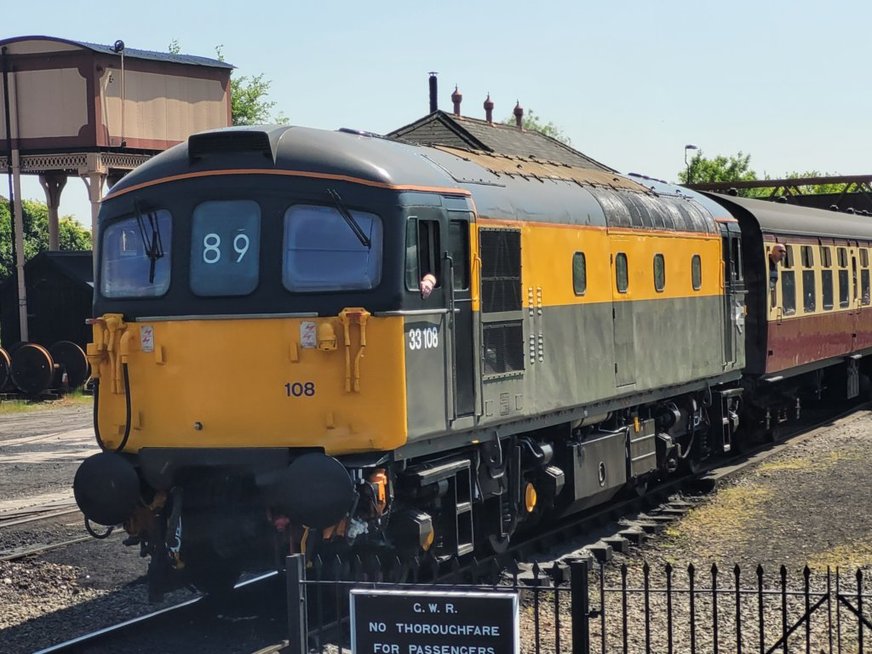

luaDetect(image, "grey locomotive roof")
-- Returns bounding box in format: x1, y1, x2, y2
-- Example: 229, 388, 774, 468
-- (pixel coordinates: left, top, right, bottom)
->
388, 111, 614, 172
0, 35, 232, 69
705, 193, 872, 241
107, 125, 715, 233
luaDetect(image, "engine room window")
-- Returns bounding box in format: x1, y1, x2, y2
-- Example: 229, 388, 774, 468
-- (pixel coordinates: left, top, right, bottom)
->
615, 252, 628, 293
572, 252, 587, 295
405, 218, 442, 292
190, 201, 261, 296
482, 322, 524, 375
653, 253, 665, 292
480, 229, 521, 312
283, 204, 382, 292
691, 254, 702, 291
100, 210, 172, 298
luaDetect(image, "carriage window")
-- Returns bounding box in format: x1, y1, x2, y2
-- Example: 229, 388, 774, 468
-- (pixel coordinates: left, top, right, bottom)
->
283, 204, 382, 292
782, 246, 792, 268
782, 270, 796, 315
837, 247, 847, 268
838, 269, 849, 308
801, 246, 814, 268
822, 269, 834, 310
821, 246, 832, 268
572, 252, 587, 295
616, 253, 628, 293
100, 210, 172, 298
802, 269, 816, 312
191, 201, 260, 296
862, 249, 869, 268
862, 269, 871, 306
691, 255, 702, 291
653, 254, 666, 292
732, 238, 744, 281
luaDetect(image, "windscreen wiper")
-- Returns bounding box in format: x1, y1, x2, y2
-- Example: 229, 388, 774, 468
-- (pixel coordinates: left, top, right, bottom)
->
134, 202, 165, 284
327, 188, 371, 248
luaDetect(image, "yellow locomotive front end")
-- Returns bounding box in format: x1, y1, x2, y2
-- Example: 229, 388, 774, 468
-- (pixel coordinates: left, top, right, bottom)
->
87, 311, 407, 455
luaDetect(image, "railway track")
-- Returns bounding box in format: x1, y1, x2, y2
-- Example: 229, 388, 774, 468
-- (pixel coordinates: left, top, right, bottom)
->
0, 497, 92, 562
28, 402, 868, 654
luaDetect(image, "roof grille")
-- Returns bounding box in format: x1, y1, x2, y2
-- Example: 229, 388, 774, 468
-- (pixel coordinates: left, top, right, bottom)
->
188, 131, 273, 161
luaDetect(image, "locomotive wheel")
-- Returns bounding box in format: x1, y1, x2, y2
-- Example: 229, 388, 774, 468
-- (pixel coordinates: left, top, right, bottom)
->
49, 341, 90, 390
10, 343, 55, 395
0, 348, 10, 391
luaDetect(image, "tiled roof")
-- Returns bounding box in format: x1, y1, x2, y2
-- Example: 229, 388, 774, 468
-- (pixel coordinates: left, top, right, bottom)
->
388, 111, 614, 172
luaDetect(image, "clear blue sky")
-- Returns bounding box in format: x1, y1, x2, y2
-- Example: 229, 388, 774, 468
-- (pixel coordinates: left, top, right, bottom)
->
6, 0, 871, 227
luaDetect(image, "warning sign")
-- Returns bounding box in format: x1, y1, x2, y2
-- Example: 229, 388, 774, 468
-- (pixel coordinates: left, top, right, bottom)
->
350, 589, 518, 654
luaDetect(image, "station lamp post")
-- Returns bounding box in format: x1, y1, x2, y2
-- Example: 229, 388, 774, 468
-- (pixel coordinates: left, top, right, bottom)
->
684, 144, 699, 183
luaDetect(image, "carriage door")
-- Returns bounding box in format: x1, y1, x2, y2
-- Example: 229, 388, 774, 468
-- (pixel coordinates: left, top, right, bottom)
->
446, 213, 475, 418
610, 239, 636, 387
720, 224, 745, 367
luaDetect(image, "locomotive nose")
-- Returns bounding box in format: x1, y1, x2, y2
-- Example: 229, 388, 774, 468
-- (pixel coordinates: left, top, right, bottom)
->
73, 452, 141, 526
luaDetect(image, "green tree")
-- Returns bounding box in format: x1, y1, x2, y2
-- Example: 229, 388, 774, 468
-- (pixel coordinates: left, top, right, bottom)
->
0, 199, 91, 282
766, 171, 848, 195
215, 45, 287, 126
680, 151, 757, 186
503, 108, 571, 145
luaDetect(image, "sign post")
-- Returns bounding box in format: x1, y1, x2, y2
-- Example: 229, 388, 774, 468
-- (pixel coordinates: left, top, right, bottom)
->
350, 589, 519, 654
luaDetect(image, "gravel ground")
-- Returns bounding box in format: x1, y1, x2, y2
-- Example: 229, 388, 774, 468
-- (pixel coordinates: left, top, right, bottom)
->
0, 401, 94, 504
1, 405, 870, 653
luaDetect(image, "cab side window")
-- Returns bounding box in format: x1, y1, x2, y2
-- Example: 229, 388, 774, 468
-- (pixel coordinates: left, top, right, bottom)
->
405, 218, 441, 292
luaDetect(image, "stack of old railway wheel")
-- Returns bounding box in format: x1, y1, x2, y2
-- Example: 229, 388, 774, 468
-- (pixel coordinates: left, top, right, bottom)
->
6, 341, 90, 396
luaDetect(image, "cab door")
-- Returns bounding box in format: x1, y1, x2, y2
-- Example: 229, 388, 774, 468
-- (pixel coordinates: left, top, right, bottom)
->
446, 215, 476, 418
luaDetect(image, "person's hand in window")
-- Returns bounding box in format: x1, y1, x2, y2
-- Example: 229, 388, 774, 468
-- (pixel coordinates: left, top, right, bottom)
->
419, 273, 437, 299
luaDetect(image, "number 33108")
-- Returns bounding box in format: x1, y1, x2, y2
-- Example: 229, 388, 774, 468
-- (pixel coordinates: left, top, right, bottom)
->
408, 327, 439, 350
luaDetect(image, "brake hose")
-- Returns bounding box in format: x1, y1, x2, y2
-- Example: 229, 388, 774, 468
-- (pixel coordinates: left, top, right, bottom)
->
92, 362, 132, 453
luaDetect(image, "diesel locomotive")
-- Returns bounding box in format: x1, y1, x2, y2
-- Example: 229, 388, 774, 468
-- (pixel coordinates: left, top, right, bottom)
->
72, 125, 872, 596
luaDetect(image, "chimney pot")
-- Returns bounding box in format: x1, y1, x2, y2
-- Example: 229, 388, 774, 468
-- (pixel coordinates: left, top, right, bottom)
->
428, 72, 438, 113
484, 93, 494, 125
451, 85, 462, 117
514, 101, 524, 129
